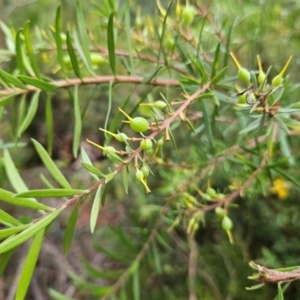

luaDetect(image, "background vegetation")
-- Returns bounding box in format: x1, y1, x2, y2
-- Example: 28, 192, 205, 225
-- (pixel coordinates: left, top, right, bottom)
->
1, 0, 300, 299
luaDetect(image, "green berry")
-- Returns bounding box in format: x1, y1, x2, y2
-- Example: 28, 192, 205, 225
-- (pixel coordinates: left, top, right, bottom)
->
141, 165, 150, 178
115, 132, 129, 142
258, 71, 266, 84
215, 207, 225, 217
157, 137, 164, 147
140, 139, 153, 151
182, 5, 196, 26
221, 216, 233, 231
90, 53, 105, 66
206, 187, 217, 198
272, 74, 282, 87
153, 100, 167, 109
238, 67, 251, 85
130, 117, 149, 133
136, 169, 144, 181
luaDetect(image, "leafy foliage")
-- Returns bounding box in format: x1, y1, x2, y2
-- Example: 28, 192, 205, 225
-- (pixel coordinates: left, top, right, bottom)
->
1, 0, 300, 299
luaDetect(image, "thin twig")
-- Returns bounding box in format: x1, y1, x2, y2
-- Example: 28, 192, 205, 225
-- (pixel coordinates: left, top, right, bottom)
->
188, 235, 198, 300
100, 204, 169, 300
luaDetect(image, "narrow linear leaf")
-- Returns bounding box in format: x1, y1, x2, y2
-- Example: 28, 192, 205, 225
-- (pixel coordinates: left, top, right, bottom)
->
48, 289, 77, 300
66, 31, 82, 79
0, 207, 64, 254
104, 81, 113, 138
90, 185, 102, 233
63, 202, 79, 254
76, 0, 93, 73
15, 228, 45, 300
0, 248, 16, 277
107, 11, 116, 75
0, 68, 27, 89
55, 6, 67, 76
3, 149, 30, 193
15, 30, 26, 74
211, 66, 229, 85
81, 161, 105, 179
18, 91, 40, 136
24, 22, 42, 78
101, 182, 109, 205
0, 208, 23, 226
133, 267, 140, 300
45, 92, 54, 154
201, 101, 214, 152
31, 139, 72, 189
0, 225, 30, 240
16, 188, 88, 199
277, 283, 284, 300
211, 42, 221, 79
72, 30, 95, 75
80, 147, 100, 180
0, 188, 52, 210
71, 86, 82, 158
18, 75, 56, 92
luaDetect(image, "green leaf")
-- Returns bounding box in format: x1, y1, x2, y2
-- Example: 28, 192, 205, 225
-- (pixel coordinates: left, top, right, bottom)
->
90, 185, 102, 233
107, 11, 116, 75
15, 30, 26, 74
133, 267, 140, 300
0, 207, 64, 254
0, 208, 23, 226
76, 0, 94, 74
15, 229, 45, 300
55, 6, 67, 76
0, 188, 53, 210
18, 75, 56, 92
211, 42, 221, 79
0, 94, 16, 106
201, 100, 214, 152
48, 289, 77, 300
104, 81, 113, 138
101, 183, 109, 206
71, 86, 82, 158
45, 92, 54, 154
80, 147, 101, 180
24, 22, 42, 78
31, 139, 72, 189
81, 161, 105, 179
0, 248, 16, 277
0, 68, 27, 89
63, 202, 79, 254
211, 66, 229, 85
277, 283, 284, 300
0, 225, 30, 240
3, 149, 30, 193
18, 91, 40, 136
16, 189, 87, 198
66, 31, 82, 79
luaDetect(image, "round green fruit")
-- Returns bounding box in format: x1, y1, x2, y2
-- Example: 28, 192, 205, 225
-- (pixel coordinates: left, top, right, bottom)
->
130, 117, 149, 133
140, 139, 153, 151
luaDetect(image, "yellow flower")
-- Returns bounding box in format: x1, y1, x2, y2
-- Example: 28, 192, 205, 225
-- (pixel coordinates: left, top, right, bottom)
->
270, 178, 289, 200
